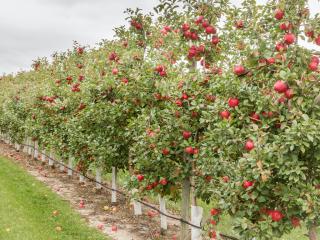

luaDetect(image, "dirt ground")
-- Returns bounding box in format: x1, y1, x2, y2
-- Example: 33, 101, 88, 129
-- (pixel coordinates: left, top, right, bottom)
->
0, 141, 181, 240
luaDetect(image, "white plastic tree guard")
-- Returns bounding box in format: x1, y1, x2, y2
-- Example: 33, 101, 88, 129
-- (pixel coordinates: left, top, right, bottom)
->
159, 195, 168, 231
48, 150, 54, 166
23, 138, 28, 153
41, 149, 46, 162
34, 141, 39, 160
191, 205, 203, 240
79, 174, 85, 183
58, 155, 64, 172
67, 157, 73, 176
111, 167, 117, 203
133, 200, 142, 215
27, 138, 32, 156
96, 167, 102, 189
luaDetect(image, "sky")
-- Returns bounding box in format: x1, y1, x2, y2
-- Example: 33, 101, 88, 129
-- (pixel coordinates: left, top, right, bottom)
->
0, 0, 319, 74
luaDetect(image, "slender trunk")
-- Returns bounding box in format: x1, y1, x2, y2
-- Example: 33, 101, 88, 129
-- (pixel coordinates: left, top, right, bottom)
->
309, 222, 318, 240
181, 177, 191, 240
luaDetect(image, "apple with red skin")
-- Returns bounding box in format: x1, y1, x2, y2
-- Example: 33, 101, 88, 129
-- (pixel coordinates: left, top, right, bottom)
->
122, 78, 129, 84
97, 223, 104, 230
266, 57, 275, 64
78, 75, 84, 81
311, 56, 319, 65
112, 68, 119, 75
274, 80, 288, 93
228, 98, 239, 108
111, 225, 117, 232
235, 20, 244, 29
195, 16, 204, 25
137, 174, 144, 182
220, 110, 230, 119
185, 146, 194, 154
284, 33, 295, 45
162, 148, 170, 155
275, 42, 286, 52
175, 99, 183, 107
181, 23, 190, 31
309, 61, 318, 71
109, 52, 118, 61
233, 65, 245, 75
211, 36, 220, 45
182, 131, 192, 139
210, 208, 220, 216
159, 178, 168, 186
315, 35, 320, 45
284, 89, 294, 99
205, 26, 216, 34
77, 47, 84, 54
268, 210, 284, 222
201, 20, 209, 28
242, 180, 253, 189
250, 112, 260, 122
275, 9, 284, 20
222, 176, 230, 183
181, 92, 188, 100
291, 217, 300, 228
245, 140, 255, 151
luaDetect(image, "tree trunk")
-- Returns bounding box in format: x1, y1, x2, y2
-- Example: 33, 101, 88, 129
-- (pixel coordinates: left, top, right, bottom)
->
181, 177, 191, 240
309, 222, 318, 240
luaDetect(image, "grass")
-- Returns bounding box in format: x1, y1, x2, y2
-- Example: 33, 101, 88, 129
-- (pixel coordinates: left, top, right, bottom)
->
0, 156, 109, 240
103, 169, 318, 240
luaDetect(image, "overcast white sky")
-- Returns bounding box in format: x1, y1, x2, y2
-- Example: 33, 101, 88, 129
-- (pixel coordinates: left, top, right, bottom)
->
0, 0, 319, 74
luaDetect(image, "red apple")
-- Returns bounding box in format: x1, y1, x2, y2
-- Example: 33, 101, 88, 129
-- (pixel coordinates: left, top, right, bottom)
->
291, 217, 300, 228
137, 174, 144, 182
111, 225, 117, 232
311, 56, 319, 65
175, 99, 183, 107
275, 42, 286, 52
250, 112, 260, 122
242, 180, 253, 189
210, 208, 220, 216
284, 33, 295, 45
220, 110, 230, 119
315, 35, 320, 45
195, 16, 204, 25
181, 92, 189, 100
181, 23, 190, 31
245, 140, 255, 151
182, 131, 192, 139
222, 176, 230, 183
266, 57, 275, 64
274, 80, 288, 93
235, 20, 244, 29
205, 26, 216, 34
233, 65, 245, 75
77, 47, 84, 54
159, 178, 168, 186
112, 68, 119, 75
284, 89, 294, 99
228, 98, 239, 108
185, 146, 194, 154
275, 8, 284, 20
162, 148, 170, 155
309, 61, 318, 71
211, 36, 220, 45
268, 210, 283, 222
